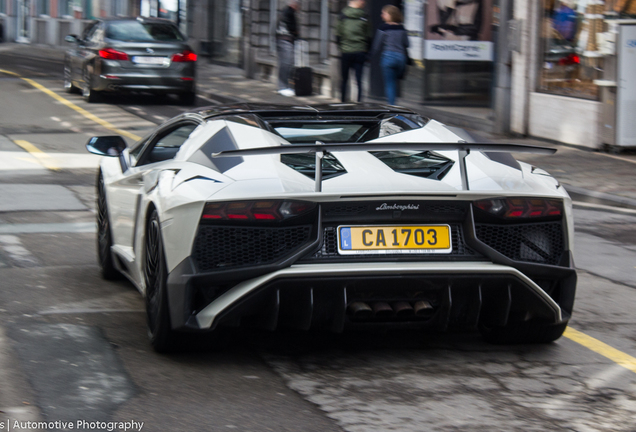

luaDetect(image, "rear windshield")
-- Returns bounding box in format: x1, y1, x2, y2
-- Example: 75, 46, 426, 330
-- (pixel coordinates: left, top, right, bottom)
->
105, 21, 184, 42
274, 124, 369, 144
271, 114, 429, 144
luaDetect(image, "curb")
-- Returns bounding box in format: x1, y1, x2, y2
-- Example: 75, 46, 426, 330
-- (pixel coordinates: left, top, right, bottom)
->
564, 184, 636, 210
204, 91, 242, 105
0, 43, 65, 64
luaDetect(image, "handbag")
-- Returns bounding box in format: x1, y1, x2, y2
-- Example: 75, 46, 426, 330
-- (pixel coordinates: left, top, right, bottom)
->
399, 48, 412, 80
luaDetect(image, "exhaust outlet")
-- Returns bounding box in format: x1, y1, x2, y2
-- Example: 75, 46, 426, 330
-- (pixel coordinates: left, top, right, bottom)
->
413, 300, 433, 316
392, 301, 414, 317
372, 302, 394, 317
347, 302, 373, 318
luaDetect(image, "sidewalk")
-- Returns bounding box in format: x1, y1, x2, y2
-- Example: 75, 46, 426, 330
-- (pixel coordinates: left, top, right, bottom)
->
2, 42, 636, 210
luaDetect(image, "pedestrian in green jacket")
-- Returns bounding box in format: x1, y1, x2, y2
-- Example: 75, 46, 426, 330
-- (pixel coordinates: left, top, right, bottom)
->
336, 0, 372, 102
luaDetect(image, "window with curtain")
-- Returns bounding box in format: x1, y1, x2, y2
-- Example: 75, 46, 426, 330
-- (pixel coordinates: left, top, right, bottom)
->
38, 0, 49, 15
111, 0, 126, 16
59, 0, 73, 17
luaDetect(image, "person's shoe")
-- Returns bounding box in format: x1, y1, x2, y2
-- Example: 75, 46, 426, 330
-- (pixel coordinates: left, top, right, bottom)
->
280, 88, 295, 97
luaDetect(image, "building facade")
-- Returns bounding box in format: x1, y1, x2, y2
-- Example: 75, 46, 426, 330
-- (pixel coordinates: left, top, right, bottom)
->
0, 0, 633, 148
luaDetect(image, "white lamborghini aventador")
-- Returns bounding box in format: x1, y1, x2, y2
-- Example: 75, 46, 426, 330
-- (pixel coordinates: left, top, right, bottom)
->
87, 103, 576, 352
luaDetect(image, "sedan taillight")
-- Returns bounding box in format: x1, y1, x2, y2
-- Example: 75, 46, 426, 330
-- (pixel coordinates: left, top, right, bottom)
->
98, 48, 129, 61
171, 50, 197, 62
474, 198, 563, 219
202, 200, 315, 222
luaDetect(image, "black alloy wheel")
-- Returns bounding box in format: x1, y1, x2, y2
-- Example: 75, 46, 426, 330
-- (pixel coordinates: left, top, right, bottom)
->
96, 172, 120, 280
144, 210, 179, 352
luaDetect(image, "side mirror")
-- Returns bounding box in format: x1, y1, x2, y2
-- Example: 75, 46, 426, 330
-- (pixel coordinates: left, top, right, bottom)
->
86, 136, 127, 156
65, 34, 79, 43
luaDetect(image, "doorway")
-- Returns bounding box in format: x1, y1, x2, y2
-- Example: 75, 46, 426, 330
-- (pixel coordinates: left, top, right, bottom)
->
16, 0, 30, 42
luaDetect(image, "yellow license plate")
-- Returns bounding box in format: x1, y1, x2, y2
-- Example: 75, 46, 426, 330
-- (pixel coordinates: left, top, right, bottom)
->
337, 225, 452, 254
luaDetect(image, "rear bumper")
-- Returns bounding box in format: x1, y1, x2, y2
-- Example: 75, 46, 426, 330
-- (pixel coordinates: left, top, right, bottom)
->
94, 62, 195, 93
165, 201, 576, 334
167, 260, 573, 333
94, 75, 195, 93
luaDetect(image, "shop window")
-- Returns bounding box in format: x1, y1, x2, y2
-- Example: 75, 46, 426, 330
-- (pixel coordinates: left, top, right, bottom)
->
538, 0, 609, 100
0, 0, 6, 14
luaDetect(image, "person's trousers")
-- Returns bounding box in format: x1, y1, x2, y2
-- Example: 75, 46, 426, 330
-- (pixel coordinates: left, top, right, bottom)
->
340, 52, 366, 102
277, 39, 294, 90
380, 51, 406, 105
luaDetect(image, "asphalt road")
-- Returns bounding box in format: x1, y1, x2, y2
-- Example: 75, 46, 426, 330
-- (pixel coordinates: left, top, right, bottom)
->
2, 54, 636, 432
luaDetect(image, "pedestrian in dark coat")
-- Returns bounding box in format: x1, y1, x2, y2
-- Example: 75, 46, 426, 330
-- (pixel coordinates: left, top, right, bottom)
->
336, 0, 372, 102
369, 5, 409, 105
276, 0, 299, 96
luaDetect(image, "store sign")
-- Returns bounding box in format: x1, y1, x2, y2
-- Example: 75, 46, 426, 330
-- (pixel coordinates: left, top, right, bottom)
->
424, 40, 493, 61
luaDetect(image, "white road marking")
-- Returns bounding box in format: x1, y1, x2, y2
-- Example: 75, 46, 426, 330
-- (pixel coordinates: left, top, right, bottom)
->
0, 222, 96, 234
0, 150, 101, 171
0, 235, 39, 266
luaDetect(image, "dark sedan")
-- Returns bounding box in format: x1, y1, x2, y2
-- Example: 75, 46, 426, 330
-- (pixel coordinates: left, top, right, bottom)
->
64, 17, 197, 104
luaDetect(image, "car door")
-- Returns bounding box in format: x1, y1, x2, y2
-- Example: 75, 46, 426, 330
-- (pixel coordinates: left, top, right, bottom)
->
107, 120, 201, 259
76, 21, 100, 86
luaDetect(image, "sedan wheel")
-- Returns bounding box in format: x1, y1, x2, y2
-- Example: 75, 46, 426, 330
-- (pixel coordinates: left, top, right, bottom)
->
63, 63, 80, 94
96, 172, 120, 280
83, 70, 101, 103
144, 210, 179, 352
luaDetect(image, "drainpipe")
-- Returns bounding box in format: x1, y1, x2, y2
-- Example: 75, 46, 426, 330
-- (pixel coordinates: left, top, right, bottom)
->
493, 0, 512, 135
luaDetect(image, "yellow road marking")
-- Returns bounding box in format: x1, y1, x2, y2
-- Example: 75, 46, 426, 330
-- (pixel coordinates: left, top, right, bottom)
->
565, 327, 636, 374
13, 139, 61, 171
0, 68, 141, 141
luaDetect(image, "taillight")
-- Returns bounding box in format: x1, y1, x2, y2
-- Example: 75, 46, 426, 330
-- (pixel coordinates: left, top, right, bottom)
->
171, 50, 197, 62
474, 198, 562, 219
202, 200, 315, 221
98, 48, 129, 61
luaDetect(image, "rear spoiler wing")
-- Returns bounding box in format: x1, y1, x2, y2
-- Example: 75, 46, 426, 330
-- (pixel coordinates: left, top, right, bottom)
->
213, 141, 556, 192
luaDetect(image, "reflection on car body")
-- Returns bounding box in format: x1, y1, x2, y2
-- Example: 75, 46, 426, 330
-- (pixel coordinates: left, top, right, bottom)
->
87, 103, 576, 352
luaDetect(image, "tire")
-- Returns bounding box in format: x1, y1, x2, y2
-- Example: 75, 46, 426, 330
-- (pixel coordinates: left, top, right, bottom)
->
83, 70, 101, 103
96, 172, 121, 280
479, 320, 568, 345
179, 91, 196, 106
144, 210, 180, 353
63, 62, 80, 94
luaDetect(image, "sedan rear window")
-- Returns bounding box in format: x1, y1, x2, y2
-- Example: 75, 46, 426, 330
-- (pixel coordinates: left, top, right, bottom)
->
106, 21, 184, 42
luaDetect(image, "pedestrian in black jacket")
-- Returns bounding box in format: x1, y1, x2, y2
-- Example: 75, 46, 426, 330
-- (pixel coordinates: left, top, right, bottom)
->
336, 0, 372, 102
276, 0, 299, 96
